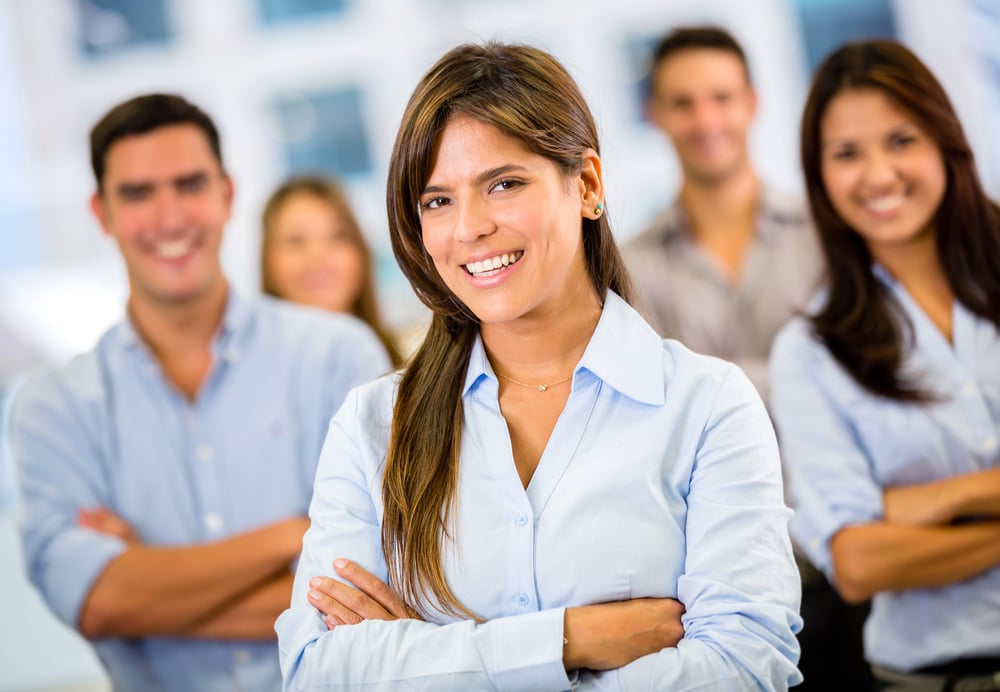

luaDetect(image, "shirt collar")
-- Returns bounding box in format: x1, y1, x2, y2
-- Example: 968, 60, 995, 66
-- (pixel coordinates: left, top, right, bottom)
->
462, 290, 665, 405
659, 182, 800, 244
116, 284, 252, 362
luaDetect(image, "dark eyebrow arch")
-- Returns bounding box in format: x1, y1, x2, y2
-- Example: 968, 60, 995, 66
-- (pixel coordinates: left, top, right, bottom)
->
116, 181, 154, 197
422, 164, 528, 195
172, 171, 209, 187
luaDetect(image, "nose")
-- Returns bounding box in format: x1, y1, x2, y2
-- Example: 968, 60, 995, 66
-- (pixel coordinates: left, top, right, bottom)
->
861, 149, 900, 189
453, 194, 496, 244
153, 188, 185, 231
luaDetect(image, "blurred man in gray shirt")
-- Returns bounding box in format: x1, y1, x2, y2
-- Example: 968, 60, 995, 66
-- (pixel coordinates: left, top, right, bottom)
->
623, 26, 822, 404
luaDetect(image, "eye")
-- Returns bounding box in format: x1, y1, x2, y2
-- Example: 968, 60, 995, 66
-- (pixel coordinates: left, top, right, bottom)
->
178, 175, 208, 194
830, 146, 857, 161
420, 196, 450, 211
489, 178, 524, 194
889, 133, 917, 149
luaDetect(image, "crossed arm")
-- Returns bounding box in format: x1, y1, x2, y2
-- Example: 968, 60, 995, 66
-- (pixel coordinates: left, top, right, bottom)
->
306, 558, 687, 672
77, 508, 308, 640
830, 466, 1000, 604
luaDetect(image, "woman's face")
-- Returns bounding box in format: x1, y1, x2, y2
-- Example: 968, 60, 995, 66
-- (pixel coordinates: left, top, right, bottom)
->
819, 87, 946, 261
265, 191, 366, 314
418, 116, 600, 327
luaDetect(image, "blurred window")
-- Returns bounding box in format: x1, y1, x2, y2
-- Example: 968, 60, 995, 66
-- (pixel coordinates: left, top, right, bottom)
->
272, 86, 372, 178
77, 0, 172, 58
795, 0, 896, 73
257, 0, 347, 26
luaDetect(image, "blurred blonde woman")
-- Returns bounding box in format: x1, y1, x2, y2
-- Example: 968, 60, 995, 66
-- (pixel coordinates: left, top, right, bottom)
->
261, 175, 404, 366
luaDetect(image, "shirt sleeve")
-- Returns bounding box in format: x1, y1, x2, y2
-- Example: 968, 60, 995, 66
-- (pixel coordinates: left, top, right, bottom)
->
276, 386, 574, 692
769, 323, 884, 577
576, 366, 803, 691
8, 372, 127, 628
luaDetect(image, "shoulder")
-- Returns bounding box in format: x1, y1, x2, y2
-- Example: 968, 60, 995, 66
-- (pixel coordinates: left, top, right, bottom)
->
252, 296, 378, 344
9, 327, 119, 429
622, 204, 683, 254
760, 185, 811, 226
661, 338, 756, 401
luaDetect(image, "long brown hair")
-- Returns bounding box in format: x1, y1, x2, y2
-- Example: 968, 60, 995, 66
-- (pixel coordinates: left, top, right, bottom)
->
800, 39, 1000, 400
384, 42, 634, 617
260, 175, 404, 367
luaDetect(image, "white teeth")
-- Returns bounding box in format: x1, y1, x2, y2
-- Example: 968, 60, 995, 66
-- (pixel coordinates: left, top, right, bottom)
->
465, 251, 522, 276
154, 238, 194, 259
864, 195, 904, 213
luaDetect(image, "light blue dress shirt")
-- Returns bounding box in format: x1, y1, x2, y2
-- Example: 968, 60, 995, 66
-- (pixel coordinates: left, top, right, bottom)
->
277, 291, 802, 691
770, 271, 1000, 671
8, 290, 391, 692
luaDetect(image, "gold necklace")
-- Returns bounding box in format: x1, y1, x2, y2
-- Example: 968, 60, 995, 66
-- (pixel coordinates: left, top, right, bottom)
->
495, 370, 574, 392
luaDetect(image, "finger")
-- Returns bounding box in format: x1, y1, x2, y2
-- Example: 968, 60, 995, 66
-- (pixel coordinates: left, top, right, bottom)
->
310, 576, 392, 621
306, 583, 364, 626
333, 558, 414, 618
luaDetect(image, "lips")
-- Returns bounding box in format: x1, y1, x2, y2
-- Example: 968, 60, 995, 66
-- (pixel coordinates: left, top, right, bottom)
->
464, 251, 523, 277
152, 237, 197, 259
863, 194, 904, 213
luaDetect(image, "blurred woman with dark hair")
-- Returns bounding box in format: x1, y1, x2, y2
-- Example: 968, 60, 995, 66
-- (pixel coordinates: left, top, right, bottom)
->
771, 39, 1000, 690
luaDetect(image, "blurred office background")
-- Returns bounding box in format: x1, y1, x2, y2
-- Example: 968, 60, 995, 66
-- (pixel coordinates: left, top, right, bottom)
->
0, 0, 997, 689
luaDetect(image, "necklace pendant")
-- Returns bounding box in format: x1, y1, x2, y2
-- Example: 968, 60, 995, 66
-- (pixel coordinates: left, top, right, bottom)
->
538, 384, 547, 392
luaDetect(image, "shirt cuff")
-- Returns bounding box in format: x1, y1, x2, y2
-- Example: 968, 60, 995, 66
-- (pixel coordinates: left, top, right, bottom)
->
486, 607, 572, 691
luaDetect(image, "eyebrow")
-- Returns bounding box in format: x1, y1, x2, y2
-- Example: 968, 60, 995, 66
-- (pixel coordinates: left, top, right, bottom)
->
422, 164, 528, 195
114, 170, 211, 197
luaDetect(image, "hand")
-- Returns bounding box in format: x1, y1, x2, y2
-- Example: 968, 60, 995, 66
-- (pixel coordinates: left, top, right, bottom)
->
77, 507, 139, 544
563, 597, 685, 671
307, 558, 419, 629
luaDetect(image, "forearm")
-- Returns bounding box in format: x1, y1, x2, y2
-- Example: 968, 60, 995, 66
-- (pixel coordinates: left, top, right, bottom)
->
185, 572, 295, 640
278, 605, 571, 691
80, 517, 307, 638
830, 520, 1000, 602
888, 466, 1000, 523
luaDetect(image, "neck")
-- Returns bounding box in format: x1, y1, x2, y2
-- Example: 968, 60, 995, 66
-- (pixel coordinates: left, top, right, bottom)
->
481, 284, 603, 387
678, 164, 759, 240
127, 278, 229, 361
871, 231, 950, 299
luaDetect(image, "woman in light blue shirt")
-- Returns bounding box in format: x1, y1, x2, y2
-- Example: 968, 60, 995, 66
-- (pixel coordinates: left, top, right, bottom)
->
770, 40, 1000, 689
277, 42, 802, 691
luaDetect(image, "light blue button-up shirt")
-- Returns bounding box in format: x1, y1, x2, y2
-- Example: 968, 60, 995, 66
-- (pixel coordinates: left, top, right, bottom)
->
277, 291, 802, 691
8, 290, 391, 692
770, 271, 1000, 671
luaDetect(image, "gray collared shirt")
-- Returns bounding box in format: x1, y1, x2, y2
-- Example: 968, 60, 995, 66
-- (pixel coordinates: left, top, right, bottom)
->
622, 185, 824, 403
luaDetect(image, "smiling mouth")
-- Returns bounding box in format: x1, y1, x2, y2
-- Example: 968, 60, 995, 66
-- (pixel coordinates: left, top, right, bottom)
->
151, 237, 198, 259
863, 194, 904, 215
464, 251, 523, 277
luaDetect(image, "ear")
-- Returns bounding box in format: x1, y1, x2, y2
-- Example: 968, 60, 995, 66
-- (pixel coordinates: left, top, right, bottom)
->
221, 174, 235, 219
578, 149, 605, 220
89, 191, 113, 237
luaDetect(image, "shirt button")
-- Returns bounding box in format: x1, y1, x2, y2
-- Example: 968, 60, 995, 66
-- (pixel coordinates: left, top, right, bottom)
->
515, 515, 528, 527
196, 445, 213, 462
205, 513, 223, 533
516, 593, 529, 606
984, 435, 998, 453
962, 382, 975, 396
234, 649, 251, 664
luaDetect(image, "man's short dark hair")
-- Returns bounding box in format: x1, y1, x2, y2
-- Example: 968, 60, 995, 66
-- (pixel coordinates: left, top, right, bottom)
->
90, 93, 224, 189
650, 26, 751, 97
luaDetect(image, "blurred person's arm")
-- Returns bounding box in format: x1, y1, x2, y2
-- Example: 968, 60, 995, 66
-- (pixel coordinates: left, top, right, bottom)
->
79, 517, 308, 638
76, 507, 306, 638
829, 520, 1000, 604
883, 466, 1000, 525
